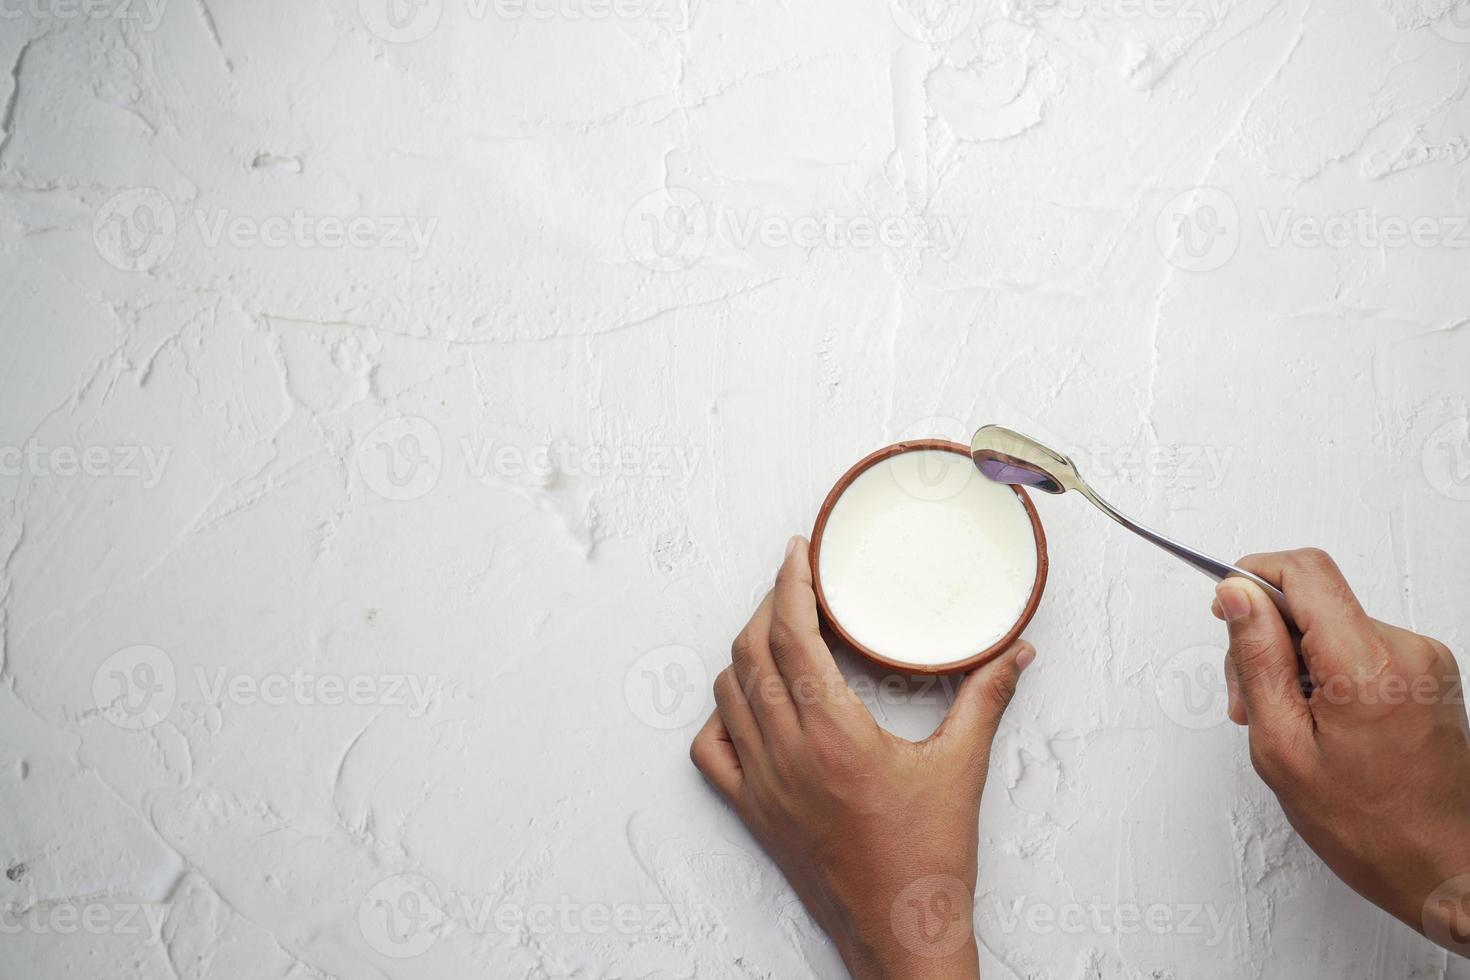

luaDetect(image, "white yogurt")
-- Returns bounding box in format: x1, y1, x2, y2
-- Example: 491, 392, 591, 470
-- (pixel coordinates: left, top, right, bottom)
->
817, 449, 1039, 668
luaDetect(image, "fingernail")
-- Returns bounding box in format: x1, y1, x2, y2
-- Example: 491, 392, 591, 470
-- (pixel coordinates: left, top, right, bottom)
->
1210, 598, 1223, 621
1015, 644, 1036, 672
785, 535, 801, 559
1217, 584, 1252, 622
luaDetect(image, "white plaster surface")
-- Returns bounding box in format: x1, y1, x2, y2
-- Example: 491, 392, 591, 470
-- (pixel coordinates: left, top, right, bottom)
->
1, 0, 1469, 977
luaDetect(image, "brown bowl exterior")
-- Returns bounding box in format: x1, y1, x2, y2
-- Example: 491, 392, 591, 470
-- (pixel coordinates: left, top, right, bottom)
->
809, 439, 1048, 676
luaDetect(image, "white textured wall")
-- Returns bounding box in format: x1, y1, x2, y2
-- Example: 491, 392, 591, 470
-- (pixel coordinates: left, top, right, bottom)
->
2, 0, 1469, 977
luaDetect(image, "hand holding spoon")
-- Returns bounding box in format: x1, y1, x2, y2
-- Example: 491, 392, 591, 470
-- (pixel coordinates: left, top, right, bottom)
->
970, 424, 1293, 625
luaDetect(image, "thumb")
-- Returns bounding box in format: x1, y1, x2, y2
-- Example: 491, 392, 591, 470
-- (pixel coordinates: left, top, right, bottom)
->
1216, 579, 1309, 735
932, 641, 1035, 779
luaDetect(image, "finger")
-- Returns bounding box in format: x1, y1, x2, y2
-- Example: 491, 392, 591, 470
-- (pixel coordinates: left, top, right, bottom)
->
770, 535, 851, 719
689, 712, 744, 804
1223, 652, 1246, 726
1217, 578, 1311, 738
731, 590, 798, 732
713, 667, 761, 758
930, 640, 1035, 782
1236, 549, 1383, 678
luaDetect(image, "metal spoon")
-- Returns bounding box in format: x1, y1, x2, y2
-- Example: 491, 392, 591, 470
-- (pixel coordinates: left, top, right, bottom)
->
970, 424, 1293, 623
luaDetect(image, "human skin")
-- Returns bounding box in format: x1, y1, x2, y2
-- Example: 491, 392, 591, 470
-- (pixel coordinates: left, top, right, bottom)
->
691, 541, 1470, 976
1212, 548, 1470, 949
689, 535, 1032, 979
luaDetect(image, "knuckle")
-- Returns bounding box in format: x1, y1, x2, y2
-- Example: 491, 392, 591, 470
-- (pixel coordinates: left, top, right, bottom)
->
769, 617, 821, 660
730, 631, 759, 670
713, 667, 736, 704
716, 666, 756, 709
1246, 740, 1276, 782
1291, 547, 1338, 576
1229, 633, 1279, 679
774, 559, 795, 588
688, 733, 711, 772
1427, 637, 1458, 669
1325, 579, 1360, 612
1247, 735, 1295, 786
785, 672, 825, 709
766, 619, 803, 658
982, 667, 1020, 711
1246, 728, 1305, 787
1401, 638, 1444, 675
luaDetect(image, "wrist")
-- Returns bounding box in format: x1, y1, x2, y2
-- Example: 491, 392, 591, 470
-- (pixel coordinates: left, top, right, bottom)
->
831, 873, 980, 980
839, 933, 979, 980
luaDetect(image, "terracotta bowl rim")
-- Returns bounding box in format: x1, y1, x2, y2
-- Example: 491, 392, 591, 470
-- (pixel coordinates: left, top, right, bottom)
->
808, 439, 1049, 676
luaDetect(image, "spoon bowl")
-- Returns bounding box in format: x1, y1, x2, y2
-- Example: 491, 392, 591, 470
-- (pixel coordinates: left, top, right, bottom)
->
971, 424, 1294, 623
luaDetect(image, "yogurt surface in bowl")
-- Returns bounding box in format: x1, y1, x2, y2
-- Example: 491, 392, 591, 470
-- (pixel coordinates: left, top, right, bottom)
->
816, 447, 1040, 669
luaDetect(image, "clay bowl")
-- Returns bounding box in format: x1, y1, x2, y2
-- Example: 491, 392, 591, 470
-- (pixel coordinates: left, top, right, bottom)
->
809, 439, 1048, 676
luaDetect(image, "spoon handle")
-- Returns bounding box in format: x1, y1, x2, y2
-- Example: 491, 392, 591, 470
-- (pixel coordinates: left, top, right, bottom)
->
1074, 482, 1295, 626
